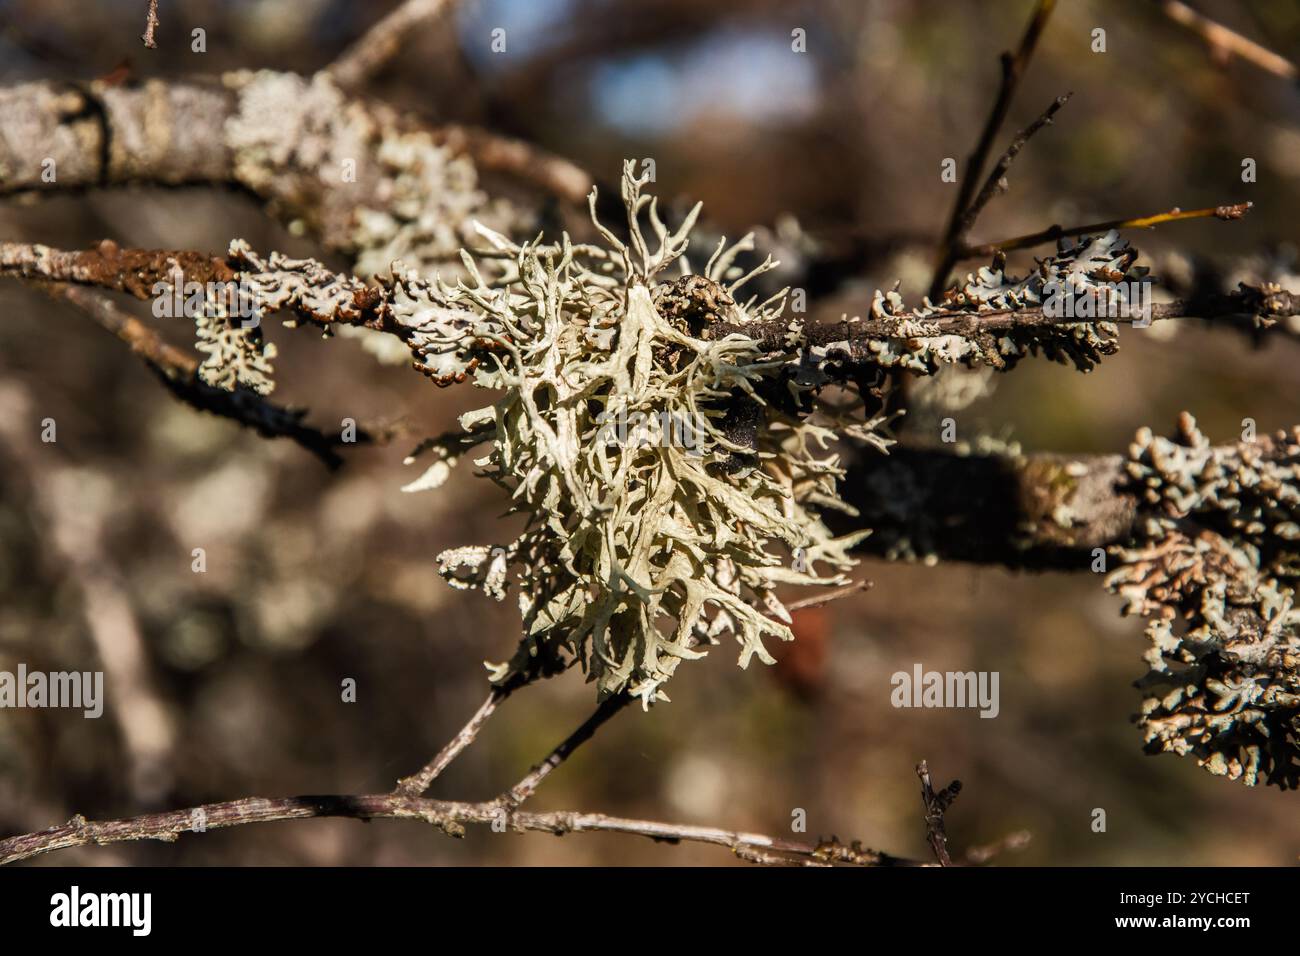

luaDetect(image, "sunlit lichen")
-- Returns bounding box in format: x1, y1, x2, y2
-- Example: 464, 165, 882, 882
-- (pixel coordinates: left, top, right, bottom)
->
1106, 414, 1300, 787
400, 163, 885, 703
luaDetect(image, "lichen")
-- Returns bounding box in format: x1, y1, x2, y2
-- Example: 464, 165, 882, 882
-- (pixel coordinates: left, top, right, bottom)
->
223, 69, 523, 278
806, 232, 1142, 376
194, 302, 276, 395
1106, 413, 1300, 787
399, 163, 886, 703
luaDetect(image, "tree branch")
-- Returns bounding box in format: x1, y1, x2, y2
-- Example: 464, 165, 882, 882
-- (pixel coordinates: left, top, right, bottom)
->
48, 283, 395, 468
326, 0, 457, 91
960, 202, 1253, 259
0, 791, 922, 867
845, 445, 1137, 570
394, 689, 508, 796
0, 73, 587, 260
953, 93, 1072, 256
9, 242, 1295, 369
929, 0, 1058, 300
497, 693, 633, 809
916, 761, 961, 867
1155, 0, 1298, 82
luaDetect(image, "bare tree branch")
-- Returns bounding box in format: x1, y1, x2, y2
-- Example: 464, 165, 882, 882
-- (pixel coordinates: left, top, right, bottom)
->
394, 690, 507, 796
326, 0, 457, 91
929, 0, 1059, 300
954, 93, 1072, 256
960, 201, 1253, 259
916, 760, 961, 866
0, 791, 921, 867
1155, 0, 1298, 82
47, 284, 396, 468
498, 693, 633, 809
784, 581, 872, 613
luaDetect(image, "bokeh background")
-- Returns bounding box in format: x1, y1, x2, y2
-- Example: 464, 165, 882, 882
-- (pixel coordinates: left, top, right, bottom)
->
1, 0, 1298, 865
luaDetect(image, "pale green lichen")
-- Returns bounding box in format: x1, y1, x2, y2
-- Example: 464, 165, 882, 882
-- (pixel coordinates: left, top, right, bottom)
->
401, 163, 885, 703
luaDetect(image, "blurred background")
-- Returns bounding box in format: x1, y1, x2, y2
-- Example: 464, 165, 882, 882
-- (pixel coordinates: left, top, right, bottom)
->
0, 0, 1298, 865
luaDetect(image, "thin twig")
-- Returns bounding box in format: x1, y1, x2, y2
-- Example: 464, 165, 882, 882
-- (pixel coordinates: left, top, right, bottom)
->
929, 0, 1058, 299
498, 693, 633, 809
51, 285, 394, 469
784, 580, 872, 613
394, 689, 507, 796
916, 760, 961, 867
0, 792, 919, 867
953, 93, 1072, 253
964, 829, 1032, 865
1156, 0, 1298, 82
960, 201, 1253, 259
141, 0, 159, 49
327, 0, 456, 91
430, 125, 594, 206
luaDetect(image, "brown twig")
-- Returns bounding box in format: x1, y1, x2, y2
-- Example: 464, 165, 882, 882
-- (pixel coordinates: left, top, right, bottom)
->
141, 0, 159, 49
0, 792, 916, 867
50, 285, 393, 469
1156, 0, 1298, 82
916, 760, 962, 866
783, 580, 872, 613
928, 0, 1058, 300
394, 689, 508, 796
430, 125, 594, 207
327, 0, 456, 91
498, 693, 634, 809
964, 829, 1032, 865
952, 93, 1072, 262
960, 202, 1253, 259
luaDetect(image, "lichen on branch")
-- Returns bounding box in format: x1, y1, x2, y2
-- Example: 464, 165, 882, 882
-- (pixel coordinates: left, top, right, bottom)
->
398, 162, 886, 703
1106, 414, 1300, 788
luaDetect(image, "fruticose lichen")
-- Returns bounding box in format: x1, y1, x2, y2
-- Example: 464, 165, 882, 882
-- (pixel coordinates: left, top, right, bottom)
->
400, 163, 887, 703
1106, 414, 1300, 787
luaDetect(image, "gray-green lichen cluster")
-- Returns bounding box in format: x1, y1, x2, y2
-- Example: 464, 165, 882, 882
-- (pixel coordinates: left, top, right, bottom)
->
1106, 413, 1300, 788
400, 163, 885, 702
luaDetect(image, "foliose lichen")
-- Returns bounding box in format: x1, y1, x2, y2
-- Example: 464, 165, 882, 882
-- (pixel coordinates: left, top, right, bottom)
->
1106, 413, 1300, 787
